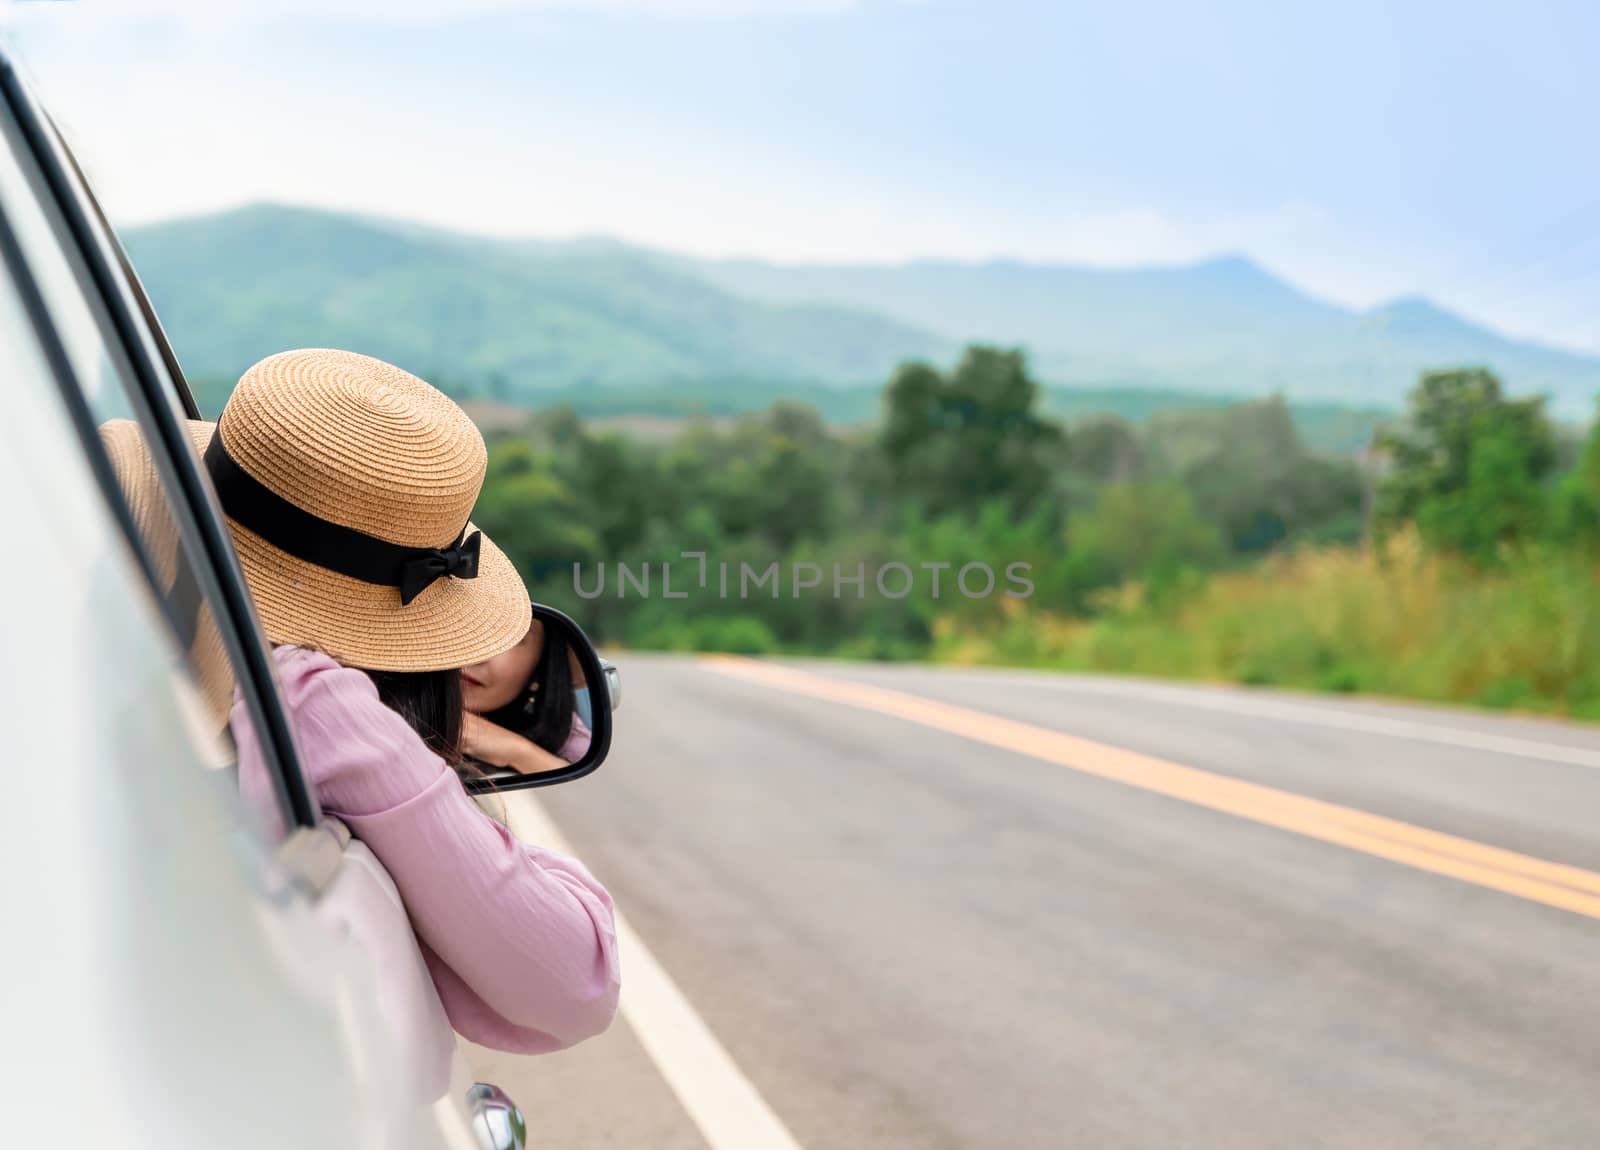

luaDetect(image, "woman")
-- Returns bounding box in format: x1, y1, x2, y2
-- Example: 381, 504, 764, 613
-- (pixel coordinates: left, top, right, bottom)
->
461, 614, 593, 773
212, 349, 618, 1055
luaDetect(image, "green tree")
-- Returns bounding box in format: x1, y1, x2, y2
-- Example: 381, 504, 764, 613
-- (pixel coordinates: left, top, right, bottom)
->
731, 403, 837, 551
1376, 368, 1556, 563
1066, 415, 1141, 485
880, 346, 1062, 519
1548, 400, 1600, 549
1066, 482, 1223, 595
1144, 397, 1362, 553
474, 438, 601, 602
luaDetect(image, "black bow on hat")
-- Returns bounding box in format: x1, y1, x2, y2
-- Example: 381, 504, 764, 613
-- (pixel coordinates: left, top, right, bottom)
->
398, 530, 483, 606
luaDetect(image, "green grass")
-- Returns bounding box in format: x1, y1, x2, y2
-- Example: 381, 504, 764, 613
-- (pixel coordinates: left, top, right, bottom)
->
932, 533, 1600, 719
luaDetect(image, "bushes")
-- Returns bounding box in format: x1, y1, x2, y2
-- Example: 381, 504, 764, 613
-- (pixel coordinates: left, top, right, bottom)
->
479, 350, 1600, 719
630, 614, 780, 655
937, 533, 1600, 716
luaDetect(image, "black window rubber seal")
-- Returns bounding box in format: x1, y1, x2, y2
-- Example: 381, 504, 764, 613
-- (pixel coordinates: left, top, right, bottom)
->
0, 55, 316, 829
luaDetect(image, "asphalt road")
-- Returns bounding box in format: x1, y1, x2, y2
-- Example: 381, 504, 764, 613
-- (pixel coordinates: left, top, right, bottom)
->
473, 655, 1600, 1150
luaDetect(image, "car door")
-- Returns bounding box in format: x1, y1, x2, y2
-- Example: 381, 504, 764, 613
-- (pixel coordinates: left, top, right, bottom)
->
0, 48, 496, 1150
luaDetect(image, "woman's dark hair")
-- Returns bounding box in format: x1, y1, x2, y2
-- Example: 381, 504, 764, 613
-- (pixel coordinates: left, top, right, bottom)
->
367, 664, 502, 817
367, 667, 465, 765
482, 620, 575, 755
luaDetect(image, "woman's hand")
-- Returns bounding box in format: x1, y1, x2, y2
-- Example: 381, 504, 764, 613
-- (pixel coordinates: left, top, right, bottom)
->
463, 713, 571, 775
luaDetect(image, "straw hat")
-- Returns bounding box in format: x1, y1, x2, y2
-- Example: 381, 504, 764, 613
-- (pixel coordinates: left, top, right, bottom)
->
207, 349, 530, 673
99, 418, 236, 726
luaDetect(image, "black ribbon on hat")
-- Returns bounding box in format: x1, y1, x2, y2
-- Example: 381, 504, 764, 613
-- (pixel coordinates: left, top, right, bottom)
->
397, 531, 481, 605
204, 431, 483, 606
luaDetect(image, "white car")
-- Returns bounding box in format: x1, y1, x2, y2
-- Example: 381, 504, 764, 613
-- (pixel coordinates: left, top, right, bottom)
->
0, 48, 615, 1150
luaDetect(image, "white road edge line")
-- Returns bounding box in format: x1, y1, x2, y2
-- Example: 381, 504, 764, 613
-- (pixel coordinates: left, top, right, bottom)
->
918, 671, 1600, 771
512, 794, 807, 1150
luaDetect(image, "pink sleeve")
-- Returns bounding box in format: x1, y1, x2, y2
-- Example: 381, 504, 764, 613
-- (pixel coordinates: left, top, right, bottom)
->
558, 712, 592, 763
245, 647, 619, 1053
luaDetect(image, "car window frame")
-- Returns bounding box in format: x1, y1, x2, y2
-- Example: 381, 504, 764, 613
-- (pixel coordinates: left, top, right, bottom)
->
0, 53, 317, 832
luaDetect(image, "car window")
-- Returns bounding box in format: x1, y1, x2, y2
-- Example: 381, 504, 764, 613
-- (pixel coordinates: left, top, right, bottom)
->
0, 100, 302, 843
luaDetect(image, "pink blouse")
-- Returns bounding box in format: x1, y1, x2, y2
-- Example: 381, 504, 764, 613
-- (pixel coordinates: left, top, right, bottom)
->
234, 646, 620, 1054
559, 712, 592, 763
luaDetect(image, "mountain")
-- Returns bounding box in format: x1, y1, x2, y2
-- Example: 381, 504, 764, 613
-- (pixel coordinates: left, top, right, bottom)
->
692, 255, 1600, 415
122, 205, 947, 399
122, 204, 1600, 417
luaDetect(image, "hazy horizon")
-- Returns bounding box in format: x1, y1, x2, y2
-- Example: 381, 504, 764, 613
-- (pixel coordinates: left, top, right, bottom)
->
129, 199, 1595, 358
7, 0, 1598, 355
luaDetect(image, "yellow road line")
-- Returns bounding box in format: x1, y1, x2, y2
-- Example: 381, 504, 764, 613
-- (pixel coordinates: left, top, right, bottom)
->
700, 656, 1600, 920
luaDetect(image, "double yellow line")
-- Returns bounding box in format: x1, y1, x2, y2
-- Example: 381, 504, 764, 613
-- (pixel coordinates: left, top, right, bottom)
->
702, 657, 1600, 921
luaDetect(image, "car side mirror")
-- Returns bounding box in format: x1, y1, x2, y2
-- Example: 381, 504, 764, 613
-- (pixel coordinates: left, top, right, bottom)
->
462, 603, 616, 795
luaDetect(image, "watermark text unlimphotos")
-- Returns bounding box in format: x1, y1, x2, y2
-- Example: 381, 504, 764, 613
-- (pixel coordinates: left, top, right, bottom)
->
572, 552, 1033, 600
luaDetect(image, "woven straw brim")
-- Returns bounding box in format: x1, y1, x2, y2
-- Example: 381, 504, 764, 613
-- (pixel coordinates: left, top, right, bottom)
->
187, 422, 530, 673
101, 419, 236, 725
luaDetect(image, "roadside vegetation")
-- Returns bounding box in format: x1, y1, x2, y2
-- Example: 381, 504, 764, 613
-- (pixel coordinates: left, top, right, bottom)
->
445, 348, 1600, 717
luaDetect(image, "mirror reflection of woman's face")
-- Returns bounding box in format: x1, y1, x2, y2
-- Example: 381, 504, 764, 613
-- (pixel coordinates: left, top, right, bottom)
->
460, 618, 545, 714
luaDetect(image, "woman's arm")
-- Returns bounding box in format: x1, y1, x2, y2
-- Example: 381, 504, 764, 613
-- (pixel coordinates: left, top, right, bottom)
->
238, 647, 619, 1053
463, 712, 574, 773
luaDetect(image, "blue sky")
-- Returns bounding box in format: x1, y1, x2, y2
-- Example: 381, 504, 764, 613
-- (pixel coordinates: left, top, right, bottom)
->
5, 0, 1598, 352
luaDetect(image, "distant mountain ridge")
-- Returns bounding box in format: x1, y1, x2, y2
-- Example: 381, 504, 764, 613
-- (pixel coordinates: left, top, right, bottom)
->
693, 255, 1600, 415
122, 204, 1600, 416
123, 204, 946, 395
